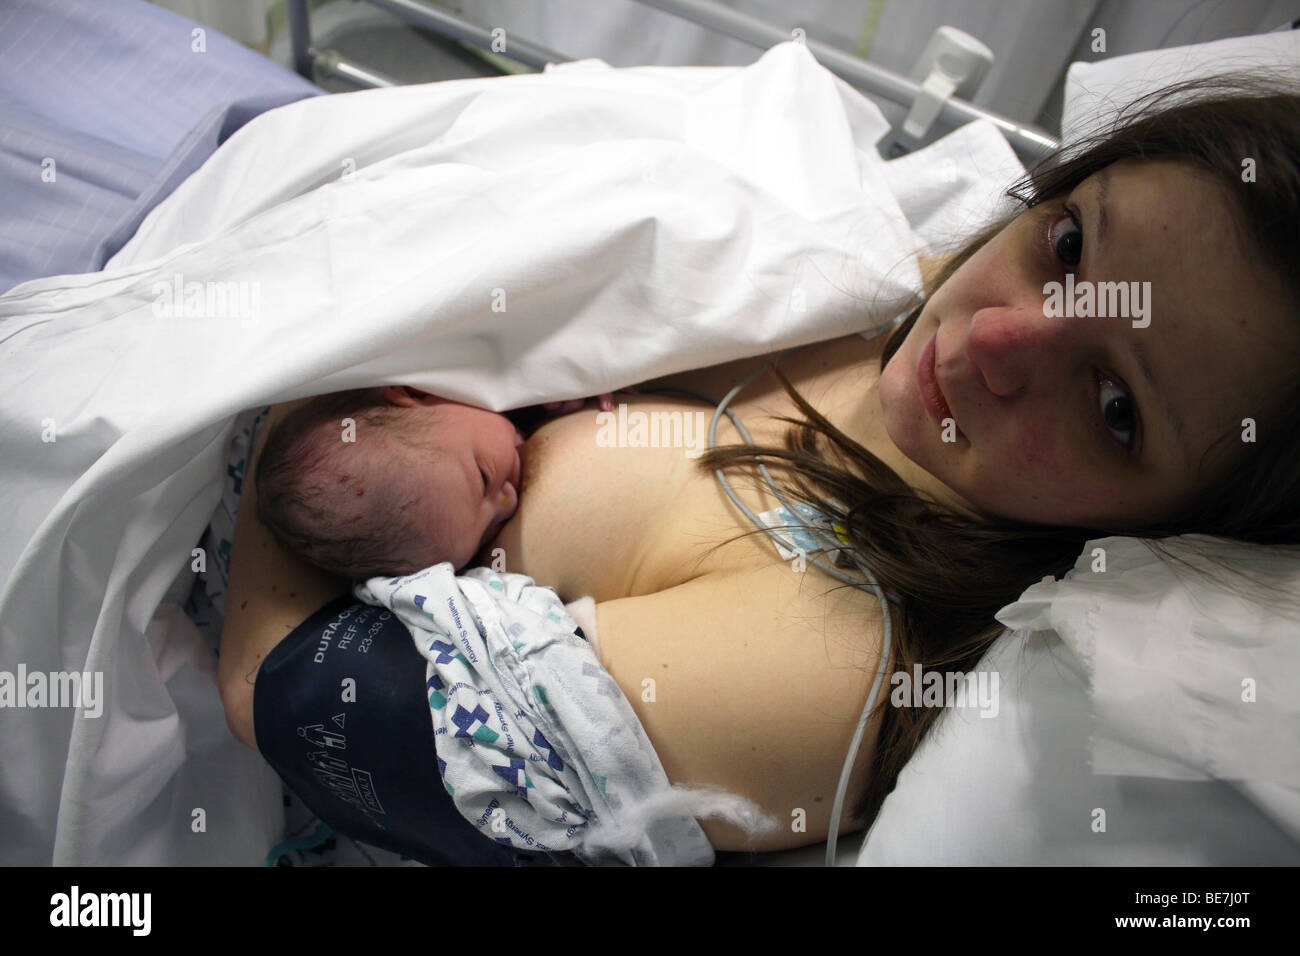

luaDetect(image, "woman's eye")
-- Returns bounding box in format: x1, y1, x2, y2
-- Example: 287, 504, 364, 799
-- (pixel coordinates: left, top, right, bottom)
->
1098, 375, 1137, 450
1049, 211, 1083, 269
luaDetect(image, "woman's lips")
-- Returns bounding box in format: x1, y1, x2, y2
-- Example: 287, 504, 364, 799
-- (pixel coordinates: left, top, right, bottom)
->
918, 333, 961, 435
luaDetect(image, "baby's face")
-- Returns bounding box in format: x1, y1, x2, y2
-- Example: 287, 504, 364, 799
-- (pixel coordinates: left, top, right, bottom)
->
403, 400, 524, 570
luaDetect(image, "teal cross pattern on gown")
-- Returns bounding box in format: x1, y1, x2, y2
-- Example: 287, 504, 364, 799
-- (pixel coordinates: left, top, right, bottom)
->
426, 673, 447, 710
493, 757, 531, 794
427, 638, 458, 665
533, 729, 563, 772
452, 703, 499, 743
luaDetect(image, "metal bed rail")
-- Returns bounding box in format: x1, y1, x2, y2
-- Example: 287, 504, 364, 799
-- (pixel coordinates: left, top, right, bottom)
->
285, 0, 1061, 163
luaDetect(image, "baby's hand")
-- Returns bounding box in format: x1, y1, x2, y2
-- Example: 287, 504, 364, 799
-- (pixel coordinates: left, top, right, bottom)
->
540, 387, 638, 415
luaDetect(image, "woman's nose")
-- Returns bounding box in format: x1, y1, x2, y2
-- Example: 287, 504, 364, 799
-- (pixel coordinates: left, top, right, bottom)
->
963, 303, 1074, 398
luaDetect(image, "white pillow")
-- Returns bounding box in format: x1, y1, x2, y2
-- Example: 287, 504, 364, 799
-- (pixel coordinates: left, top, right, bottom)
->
1061, 29, 1300, 143
858, 535, 1300, 865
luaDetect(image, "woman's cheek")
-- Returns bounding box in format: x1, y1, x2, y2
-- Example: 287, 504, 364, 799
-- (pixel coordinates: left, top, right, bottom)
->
968, 423, 1059, 504
1022, 431, 1063, 475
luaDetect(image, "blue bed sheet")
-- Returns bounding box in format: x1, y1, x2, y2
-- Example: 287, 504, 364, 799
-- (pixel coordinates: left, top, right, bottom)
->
0, 0, 322, 294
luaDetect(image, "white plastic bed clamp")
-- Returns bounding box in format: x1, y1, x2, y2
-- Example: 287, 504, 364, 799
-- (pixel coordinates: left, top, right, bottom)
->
901, 26, 994, 143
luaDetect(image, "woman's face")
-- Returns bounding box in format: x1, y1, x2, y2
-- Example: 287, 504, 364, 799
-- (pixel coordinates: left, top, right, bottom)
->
879, 158, 1294, 529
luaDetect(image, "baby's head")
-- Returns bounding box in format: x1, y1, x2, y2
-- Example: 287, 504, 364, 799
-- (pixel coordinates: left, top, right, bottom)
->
255, 386, 523, 578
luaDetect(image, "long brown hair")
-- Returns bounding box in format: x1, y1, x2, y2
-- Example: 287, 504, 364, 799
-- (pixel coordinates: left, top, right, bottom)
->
695, 72, 1300, 828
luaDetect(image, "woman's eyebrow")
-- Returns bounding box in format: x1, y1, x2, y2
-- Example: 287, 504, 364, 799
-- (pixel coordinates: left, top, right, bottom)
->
1093, 166, 1110, 246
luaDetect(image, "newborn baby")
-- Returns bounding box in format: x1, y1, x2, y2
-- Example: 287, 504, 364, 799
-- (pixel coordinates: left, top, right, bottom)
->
255, 385, 612, 579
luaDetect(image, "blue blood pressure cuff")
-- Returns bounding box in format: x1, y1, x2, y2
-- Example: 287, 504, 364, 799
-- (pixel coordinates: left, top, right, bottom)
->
252, 595, 569, 867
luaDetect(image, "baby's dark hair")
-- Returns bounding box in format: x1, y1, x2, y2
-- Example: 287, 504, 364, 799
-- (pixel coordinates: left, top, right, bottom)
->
255, 388, 445, 579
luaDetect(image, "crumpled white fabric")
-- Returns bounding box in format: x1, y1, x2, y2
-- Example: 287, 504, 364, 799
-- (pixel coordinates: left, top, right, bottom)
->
356, 564, 775, 866
995, 534, 1300, 787
877, 114, 1027, 256
858, 534, 1300, 866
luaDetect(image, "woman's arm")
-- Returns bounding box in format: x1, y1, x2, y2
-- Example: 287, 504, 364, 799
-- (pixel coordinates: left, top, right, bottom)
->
217, 398, 348, 750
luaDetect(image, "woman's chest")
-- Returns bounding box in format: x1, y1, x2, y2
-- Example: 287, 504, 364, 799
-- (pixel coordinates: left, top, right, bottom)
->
481, 332, 888, 603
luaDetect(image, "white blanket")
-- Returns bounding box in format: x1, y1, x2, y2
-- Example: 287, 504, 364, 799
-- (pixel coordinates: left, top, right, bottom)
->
0, 42, 975, 864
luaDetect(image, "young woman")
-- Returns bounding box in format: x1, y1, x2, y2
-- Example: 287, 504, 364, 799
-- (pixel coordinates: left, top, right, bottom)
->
217, 75, 1300, 862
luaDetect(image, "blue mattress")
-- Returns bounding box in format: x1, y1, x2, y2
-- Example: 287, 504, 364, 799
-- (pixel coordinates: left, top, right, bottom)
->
0, 0, 322, 294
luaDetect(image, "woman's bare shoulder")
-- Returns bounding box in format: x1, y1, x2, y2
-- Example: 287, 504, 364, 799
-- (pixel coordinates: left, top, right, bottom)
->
592, 561, 886, 852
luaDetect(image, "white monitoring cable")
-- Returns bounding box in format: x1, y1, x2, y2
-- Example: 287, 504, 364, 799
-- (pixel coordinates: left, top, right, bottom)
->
639, 346, 895, 867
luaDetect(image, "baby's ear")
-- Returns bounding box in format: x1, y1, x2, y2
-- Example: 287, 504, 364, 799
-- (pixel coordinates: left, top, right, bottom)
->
378, 385, 440, 408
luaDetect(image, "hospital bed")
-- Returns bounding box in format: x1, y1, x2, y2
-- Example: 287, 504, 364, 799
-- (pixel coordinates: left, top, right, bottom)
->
1, 0, 1297, 868
283, 0, 1061, 163
0, 0, 1031, 295
0, 0, 321, 296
